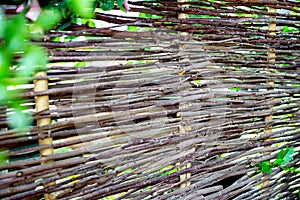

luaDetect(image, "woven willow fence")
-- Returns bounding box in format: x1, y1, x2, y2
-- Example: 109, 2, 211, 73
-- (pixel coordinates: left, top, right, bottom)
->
1, 0, 300, 199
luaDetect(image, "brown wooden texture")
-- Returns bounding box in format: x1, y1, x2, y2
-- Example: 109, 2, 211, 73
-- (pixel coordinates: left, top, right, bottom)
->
0, 1, 299, 199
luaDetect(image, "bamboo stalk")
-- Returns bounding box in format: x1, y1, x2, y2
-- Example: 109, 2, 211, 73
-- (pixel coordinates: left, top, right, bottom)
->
177, 0, 194, 189
34, 71, 55, 200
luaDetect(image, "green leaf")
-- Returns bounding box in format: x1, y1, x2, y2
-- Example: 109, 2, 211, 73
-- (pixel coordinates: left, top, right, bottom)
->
35, 9, 62, 31
75, 62, 86, 67
118, 5, 127, 12
116, 0, 125, 7
17, 46, 47, 78
193, 80, 201, 84
256, 161, 272, 174
54, 147, 72, 154
282, 26, 299, 33
145, 13, 153, 18
282, 26, 289, 33
127, 26, 138, 31
8, 107, 32, 131
77, 19, 96, 27
60, 7, 70, 19
273, 146, 294, 167
0, 150, 8, 166
0, 84, 9, 103
230, 87, 240, 91
139, 13, 147, 18
100, 0, 114, 11
0, 8, 6, 38
139, 13, 159, 19
5, 14, 27, 52
67, 0, 95, 18
283, 167, 300, 173
0, 48, 11, 79
88, 20, 96, 27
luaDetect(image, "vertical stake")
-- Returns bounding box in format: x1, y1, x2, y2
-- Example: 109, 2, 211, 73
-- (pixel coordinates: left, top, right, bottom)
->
262, 6, 276, 197
34, 71, 55, 200
265, 8, 276, 135
177, 0, 193, 189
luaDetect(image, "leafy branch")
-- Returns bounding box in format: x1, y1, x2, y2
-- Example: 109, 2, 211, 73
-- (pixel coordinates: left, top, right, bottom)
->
255, 146, 300, 198
255, 146, 296, 174
0, 0, 127, 132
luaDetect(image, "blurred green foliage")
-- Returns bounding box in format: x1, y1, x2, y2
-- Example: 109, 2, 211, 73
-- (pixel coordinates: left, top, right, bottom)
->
0, 0, 126, 164
0, 10, 48, 132
0, 0, 126, 131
